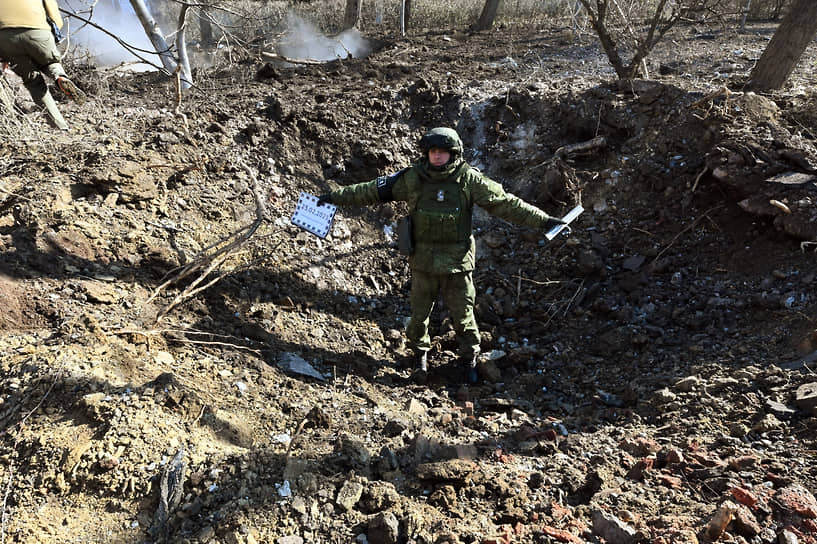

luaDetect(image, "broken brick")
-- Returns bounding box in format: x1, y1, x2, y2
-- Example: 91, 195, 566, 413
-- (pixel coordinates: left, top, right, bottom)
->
730, 486, 758, 507
776, 484, 817, 518
541, 526, 584, 544
657, 473, 683, 489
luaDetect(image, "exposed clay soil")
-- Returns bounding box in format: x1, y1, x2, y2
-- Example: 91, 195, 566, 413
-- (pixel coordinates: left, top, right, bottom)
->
1, 20, 817, 544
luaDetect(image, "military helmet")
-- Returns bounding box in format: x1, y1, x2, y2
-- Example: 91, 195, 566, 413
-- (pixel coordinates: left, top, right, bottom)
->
419, 127, 463, 157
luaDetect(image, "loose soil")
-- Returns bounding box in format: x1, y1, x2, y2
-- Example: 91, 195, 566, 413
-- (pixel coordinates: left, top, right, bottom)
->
1, 20, 817, 544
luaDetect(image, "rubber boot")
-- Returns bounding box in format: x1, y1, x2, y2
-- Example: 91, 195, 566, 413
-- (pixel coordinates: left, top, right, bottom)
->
25, 74, 68, 130
464, 354, 479, 385
412, 351, 428, 384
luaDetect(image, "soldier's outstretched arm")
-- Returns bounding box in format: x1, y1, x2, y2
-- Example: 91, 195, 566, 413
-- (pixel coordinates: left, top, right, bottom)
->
471, 171, 562, 229
322, 168, 411, 208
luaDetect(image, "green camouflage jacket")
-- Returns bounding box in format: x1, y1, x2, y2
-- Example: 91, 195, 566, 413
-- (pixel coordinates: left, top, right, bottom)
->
327, 158, 555, 274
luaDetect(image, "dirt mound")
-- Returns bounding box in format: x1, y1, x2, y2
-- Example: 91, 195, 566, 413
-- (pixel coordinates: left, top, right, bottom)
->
1, 23, 817, 544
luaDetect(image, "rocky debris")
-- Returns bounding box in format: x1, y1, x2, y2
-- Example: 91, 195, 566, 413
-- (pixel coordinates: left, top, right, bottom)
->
1, 21, 817, 544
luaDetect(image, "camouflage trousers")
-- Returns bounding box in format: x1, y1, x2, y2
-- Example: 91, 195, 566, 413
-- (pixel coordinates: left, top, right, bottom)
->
406, 269, 481, 358
0, 28, 68, 129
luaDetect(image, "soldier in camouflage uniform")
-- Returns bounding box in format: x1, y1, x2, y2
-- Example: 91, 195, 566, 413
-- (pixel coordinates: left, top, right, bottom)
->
318, 127, 564, 384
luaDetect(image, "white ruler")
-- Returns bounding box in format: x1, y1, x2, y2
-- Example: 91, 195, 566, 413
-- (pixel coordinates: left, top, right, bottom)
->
545, 204, 583, 240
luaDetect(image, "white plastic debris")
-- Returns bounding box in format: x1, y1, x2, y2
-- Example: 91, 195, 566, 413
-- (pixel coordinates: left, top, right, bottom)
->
272, 433, 291, 445
276, 480, 292, 498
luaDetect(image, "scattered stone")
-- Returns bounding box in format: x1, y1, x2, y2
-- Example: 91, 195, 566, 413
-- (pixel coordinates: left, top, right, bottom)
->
706, 501, 737, 541
368, 511, 400, 544
619, 437, 661, 457
652, 388, 677, 404
776, 484, 817, 518
795, 383, 817, 413
335, 434, 372, 470
674, 376, 699, 392
276, 537, 304, 544
765, 399, 796, 416
728, 455, 758, 471
407, 398, 426, 416
416, 459, 476, 482
753, 413, 783, 433
731, 503, 762, 538
278, 353, 325, 381
591, 509, 640, 544
778, 528, 799, 544
383, 419, 408, 437
336, 480, 364, 512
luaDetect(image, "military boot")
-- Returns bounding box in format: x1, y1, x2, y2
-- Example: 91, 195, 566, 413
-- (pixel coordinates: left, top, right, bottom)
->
412, 351, 428, 384
463, 354, 479, 385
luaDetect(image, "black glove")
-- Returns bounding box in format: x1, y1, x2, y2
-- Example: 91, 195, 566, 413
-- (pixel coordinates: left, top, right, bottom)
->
544, 216, 567, 231
316, 193, 334, 206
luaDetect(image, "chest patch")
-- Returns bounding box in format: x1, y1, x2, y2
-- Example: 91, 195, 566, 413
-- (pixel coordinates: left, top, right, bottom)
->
436, 190, 445, 202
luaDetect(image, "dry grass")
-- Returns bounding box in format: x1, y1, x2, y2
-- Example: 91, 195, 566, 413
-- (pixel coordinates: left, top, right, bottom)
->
0, 77, 27, 139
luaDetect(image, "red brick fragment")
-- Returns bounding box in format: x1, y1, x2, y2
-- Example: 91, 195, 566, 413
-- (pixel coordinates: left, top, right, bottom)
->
542, 526, 584, 544
730, 487, 758, 507
665, 449, 684, 464
658, 473, 683, 489
777, 484, 817, 518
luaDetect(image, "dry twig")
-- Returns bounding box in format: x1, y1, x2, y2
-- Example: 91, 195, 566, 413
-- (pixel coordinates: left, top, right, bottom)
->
147, 162, 270, 322
652, 205, 723, 264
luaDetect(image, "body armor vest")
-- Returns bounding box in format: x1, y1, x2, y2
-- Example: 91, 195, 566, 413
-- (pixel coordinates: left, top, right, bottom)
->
408, 163, 473, 245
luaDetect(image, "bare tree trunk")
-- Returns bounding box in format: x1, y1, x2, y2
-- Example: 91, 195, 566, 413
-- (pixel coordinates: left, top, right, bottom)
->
739, 0, 751, 30
473, 0, 500, 31
129, 0, 177, 75
747, 0, 817, 91
177, 4, 193, 90
199, 8, 214, 46
400, 0, 412, 36
343, 0, 362, 30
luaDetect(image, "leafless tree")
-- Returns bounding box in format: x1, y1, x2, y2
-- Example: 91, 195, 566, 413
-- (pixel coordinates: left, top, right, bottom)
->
747, 0, 817, 91
129, 0, 192, 89
343, 0, 362, 30
473, 0, 501, 31
577, 0, 729, 80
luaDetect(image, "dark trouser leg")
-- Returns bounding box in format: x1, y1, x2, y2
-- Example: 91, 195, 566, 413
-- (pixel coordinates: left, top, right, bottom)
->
441, 271, 480, 358
406, 269, 439, 356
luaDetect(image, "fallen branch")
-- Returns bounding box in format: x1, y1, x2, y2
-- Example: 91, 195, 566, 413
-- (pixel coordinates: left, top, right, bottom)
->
147, 162, 270, 322
534, 136, 607, 169
554, 135, 607, 159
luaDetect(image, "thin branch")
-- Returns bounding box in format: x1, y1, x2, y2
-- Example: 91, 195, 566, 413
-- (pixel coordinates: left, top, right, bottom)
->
148, 162, 271, 322
652, 205, 723, 264
59, 8, 173, 75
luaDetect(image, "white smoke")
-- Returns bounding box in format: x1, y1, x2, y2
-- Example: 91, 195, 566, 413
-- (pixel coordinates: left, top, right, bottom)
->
277, 12, 371, 61
64, 0, 160, 70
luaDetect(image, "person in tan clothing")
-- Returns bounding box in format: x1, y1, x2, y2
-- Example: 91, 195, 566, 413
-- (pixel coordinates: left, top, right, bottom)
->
0, 0, 85, 130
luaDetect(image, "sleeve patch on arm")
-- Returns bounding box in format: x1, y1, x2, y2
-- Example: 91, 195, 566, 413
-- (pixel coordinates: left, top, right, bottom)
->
376, 168, 407, 202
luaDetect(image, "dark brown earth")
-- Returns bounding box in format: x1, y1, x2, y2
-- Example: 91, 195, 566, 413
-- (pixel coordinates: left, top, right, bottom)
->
1, 20, 817, 544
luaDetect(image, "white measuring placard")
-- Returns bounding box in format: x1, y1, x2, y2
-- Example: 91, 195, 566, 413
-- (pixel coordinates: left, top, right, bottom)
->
545, 204, 584, 240
291, 192, 337, 238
